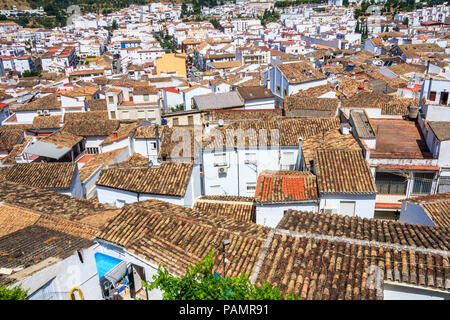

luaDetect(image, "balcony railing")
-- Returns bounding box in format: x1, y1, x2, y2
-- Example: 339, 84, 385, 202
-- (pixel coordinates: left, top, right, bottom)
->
412, 177, 433, 195
375, 180, 407, 195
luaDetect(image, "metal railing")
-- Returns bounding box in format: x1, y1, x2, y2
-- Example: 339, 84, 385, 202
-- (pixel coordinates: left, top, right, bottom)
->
375, 180, 407, 195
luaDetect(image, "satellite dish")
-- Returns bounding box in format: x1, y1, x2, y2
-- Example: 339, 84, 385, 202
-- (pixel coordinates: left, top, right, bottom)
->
218, 119, 224, 127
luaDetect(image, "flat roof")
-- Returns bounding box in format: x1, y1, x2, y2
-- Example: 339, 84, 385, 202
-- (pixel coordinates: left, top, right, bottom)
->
369, 119, 433, 159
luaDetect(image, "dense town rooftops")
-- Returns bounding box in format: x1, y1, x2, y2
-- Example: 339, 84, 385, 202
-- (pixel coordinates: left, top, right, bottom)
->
97, 199, 269, 278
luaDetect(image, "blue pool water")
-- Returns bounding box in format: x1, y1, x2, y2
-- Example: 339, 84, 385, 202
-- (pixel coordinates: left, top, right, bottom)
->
95, 253, 123, 278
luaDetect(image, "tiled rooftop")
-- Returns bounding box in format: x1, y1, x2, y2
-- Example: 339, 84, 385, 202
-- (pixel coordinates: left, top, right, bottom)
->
0, 162, 77, 189
255, 170, 318, 203
314, 149, 377, 195
96, 162, 194, 196
193, 196, 256, 223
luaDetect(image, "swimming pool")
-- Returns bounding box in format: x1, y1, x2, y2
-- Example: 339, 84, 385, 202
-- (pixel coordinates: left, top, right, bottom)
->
95, 253, 123, 278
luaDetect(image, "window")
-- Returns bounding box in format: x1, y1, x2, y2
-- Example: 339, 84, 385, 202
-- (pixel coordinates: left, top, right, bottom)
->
412, 172, 434, 195
110, 111, 116, 119
375, 172, 407, 194
143, 94, 149, 101
86, 147, 99, 155
281, 152, 295, 170
108, 96, 114, 103
438, 176, 450, 193
340, 201, 356, 216
283, 89, 287, 96
276, 85, 281, 92
188, 115, 194, 125
429, 91, 436, 101
173, 117, 179, 126
151, 142, 157, 150
439, 91, 448, 105
214, 152, 227, 166
246, 182, 256, 193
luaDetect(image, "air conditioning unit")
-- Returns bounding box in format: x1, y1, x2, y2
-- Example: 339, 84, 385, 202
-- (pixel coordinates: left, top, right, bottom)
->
218, 167, 228, 175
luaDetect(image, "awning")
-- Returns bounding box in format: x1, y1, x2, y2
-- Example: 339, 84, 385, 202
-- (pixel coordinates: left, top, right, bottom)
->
24, 140, 71, 160
104, 261, 128, 287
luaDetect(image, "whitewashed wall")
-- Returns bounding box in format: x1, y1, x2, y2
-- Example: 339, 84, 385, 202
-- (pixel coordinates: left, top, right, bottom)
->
15, 244, 103, 300
256, 202, 318, 228
319, 194, 376, 218
202, 147, 299, 197
383, 283, 449, 300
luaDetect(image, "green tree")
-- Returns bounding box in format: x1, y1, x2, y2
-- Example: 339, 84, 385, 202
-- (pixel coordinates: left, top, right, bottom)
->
181, 2, 188, 16
143, 252, 300, 300
0, 284, 28, 300
403, 17, 409, 27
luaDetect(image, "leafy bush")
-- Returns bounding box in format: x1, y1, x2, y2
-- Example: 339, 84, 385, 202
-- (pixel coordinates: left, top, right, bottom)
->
0, 284, 28, 300
143, 252, 300, 300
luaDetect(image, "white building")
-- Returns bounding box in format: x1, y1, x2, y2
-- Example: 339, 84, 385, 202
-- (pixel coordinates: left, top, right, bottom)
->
265, 61, 328, 100
96, 162, 201, 208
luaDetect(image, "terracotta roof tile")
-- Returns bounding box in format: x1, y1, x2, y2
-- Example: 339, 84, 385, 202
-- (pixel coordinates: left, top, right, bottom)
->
314, 149, 376, 194
0, 180, 115, 223
203, 118, 340, 149
193, 196, 256, 223
0, 163, 77, 189
302, 129, 361, 168
98, 200, 269, 278
255, 170, 318, 203
96, 162, 194, 196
